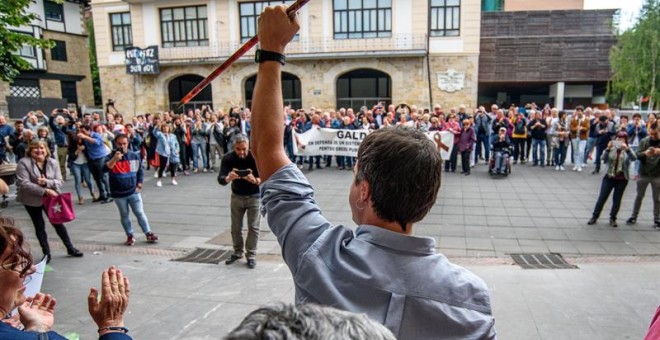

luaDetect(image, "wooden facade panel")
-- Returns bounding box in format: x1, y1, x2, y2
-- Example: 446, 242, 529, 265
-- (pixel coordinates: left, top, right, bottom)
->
479, 9, 616, 82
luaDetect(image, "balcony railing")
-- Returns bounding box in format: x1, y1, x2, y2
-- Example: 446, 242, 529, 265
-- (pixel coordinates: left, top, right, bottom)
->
158, 33, 427, 63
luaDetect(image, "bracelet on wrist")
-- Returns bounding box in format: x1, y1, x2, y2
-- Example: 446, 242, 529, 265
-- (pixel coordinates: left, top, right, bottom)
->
98, 326, 129, 334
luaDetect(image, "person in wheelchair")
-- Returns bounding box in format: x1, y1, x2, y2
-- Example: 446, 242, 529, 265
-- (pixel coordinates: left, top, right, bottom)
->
491, 127, 512, 175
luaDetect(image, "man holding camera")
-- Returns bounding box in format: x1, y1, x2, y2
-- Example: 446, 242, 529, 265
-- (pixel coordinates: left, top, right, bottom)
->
218, 134, 261, 269
104, 134, 158, 246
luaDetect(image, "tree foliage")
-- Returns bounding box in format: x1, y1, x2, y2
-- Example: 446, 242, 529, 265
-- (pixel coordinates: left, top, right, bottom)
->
0, 0, 61, 83
609, 0, 660, 110
86, 18, 102, 105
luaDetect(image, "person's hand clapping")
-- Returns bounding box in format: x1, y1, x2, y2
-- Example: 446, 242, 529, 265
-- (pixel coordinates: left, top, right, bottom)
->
257, 5, 300, 55
88, 266, 129, 336
18, 293, 56, 333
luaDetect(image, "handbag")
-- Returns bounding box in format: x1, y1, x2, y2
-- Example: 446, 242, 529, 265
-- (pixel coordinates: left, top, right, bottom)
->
149, 153, 160, 168
42, 192, 75, 225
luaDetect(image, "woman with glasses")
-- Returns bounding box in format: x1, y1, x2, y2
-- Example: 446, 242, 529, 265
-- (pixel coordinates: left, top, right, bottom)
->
16, 141, 83, 263
0, 218, 133, 339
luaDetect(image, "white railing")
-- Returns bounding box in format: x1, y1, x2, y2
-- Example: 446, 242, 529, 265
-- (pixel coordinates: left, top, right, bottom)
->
158, 33, 428, 63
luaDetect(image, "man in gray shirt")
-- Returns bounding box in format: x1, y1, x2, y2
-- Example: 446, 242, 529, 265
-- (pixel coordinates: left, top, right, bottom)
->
250, 5, 496, 339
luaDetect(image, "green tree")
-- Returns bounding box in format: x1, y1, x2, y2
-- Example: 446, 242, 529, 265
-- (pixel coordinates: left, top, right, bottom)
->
0, 0, 63, 83
86, 18, 102, 105
609, 0, 660, 110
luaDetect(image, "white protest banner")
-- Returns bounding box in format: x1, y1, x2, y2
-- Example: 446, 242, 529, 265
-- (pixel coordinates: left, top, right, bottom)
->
426, 131, 454, 161
295, 128, 368, 157
294, 128, 454, 159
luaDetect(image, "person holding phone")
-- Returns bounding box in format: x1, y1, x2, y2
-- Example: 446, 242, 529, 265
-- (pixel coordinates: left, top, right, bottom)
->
217, 134, 261, 269
588, 131, 637, 228
104, 134, 158, 246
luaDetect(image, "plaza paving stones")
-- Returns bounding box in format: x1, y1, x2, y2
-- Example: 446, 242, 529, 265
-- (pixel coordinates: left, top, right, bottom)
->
1, 162, 658, 339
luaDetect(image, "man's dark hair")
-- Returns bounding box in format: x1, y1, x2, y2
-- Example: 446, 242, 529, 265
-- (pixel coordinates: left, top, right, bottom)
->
114, 134, 128, 142
355, 127, 442, 232
225, 303, 395, 340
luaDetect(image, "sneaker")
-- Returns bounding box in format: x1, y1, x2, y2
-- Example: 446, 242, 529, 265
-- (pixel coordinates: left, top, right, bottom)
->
587, 218, 597, 225
560, 166, 566, 171
609, 219, 618, 228
125, 234, 136, 246
203, 168, 208, 173
572, 166, 578, 171
247, 258, 256, 269
209, 168, 215, 173
225, 254, 241, 265
577, 167, 583, 172
555, 165, 560, 171
193, 168, 199, 173
626, 217, 636, 225
101, 198, 114, 204
146, 232, 159, 243
184, 170, 190, 176
156, 180, 162, 187
172, 178, 178, 186
655, 221, 660, 231
154, 172, 159, 178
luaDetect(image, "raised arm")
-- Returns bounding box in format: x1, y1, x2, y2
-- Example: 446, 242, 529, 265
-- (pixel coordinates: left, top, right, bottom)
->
250, 5, 300, 182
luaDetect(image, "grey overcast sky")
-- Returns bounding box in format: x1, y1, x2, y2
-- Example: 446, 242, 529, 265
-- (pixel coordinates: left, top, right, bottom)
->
584, 0, 644, 31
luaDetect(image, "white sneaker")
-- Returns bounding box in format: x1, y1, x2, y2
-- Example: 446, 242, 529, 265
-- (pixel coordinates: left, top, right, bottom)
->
154, 172, 159, 178
203, 168, 208, 173
560, 165, 566, 171
156, 180, 162, 187
572, 166, 577, 171
555, 165, 560, 171
193, 168, 199, 173
577, 167, 583, 172
172, 178, 178, 186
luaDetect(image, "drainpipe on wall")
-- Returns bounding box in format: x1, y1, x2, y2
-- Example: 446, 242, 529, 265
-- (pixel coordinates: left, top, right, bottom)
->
426, 35, 433, 107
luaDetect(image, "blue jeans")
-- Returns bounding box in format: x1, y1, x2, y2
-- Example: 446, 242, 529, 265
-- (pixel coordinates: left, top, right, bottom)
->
71, 162, 94, 199
192, 142, 208, 170
114, 192, 152, 236
532, 139, 546, 165
584, 137, 597, 164
554, 142, 568, 166
475, 134, 490, 162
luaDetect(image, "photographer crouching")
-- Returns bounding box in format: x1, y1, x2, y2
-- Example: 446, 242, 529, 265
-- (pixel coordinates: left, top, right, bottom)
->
217, 134, 261, 269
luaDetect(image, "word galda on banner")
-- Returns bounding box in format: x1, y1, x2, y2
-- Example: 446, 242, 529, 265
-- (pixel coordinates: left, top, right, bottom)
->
293, 128, 454, 160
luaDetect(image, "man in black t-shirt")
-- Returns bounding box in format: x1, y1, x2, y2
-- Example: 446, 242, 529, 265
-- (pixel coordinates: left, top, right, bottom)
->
218, 134, 261, 269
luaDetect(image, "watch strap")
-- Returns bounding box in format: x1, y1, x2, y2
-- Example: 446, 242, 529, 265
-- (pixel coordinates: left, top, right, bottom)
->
255, 49, 286, 66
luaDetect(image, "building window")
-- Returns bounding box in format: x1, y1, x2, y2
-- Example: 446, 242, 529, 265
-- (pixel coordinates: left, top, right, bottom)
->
44, 0, 64, 22
333, 0, 392, 39
10, 79, 41, 98
245, 72, 301, 109
336, 69, 391, 110
430, 0, 460, 36
110, 12, 133, 51
51, 40, 67, 61
160, 6, 208, 48
61, 81, 78, 105
239, 1, 298, 43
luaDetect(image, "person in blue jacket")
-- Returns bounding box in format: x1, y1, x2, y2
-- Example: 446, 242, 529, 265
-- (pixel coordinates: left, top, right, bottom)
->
103, 134, 158, 247
0, 221, 133, 339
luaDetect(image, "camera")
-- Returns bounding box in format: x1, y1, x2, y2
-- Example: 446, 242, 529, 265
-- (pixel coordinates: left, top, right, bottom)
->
112, 148, 124, 156
236, 169, 250, 177
613, 141, 622, 149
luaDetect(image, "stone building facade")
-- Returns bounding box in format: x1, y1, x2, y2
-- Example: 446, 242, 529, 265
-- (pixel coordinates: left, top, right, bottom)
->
1, 0, 94, 118
91, 0, 482, 116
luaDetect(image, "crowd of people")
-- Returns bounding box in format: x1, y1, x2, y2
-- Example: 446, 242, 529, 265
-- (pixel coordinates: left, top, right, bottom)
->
0, 3, 659, 339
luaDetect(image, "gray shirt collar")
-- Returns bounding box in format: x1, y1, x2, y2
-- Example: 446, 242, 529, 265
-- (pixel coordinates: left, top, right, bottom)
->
356, 224, 436, 255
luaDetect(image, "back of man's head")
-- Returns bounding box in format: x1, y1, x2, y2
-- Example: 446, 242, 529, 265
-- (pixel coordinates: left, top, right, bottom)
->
356, 127, 442, 232
225, 303, 395, 340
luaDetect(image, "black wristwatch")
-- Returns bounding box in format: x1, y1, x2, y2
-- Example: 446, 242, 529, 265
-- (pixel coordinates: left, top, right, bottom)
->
255, 49, 285, 66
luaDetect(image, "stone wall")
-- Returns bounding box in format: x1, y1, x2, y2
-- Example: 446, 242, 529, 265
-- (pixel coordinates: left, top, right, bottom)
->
100, 54, 482, 117
429, 54, 479, 110
42, 30, 94, 106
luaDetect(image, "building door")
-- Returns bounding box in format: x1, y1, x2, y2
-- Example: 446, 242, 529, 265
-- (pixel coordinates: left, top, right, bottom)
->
168, 74, 212, 112
336, 69, 391, 111
244, 72, 301, 109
